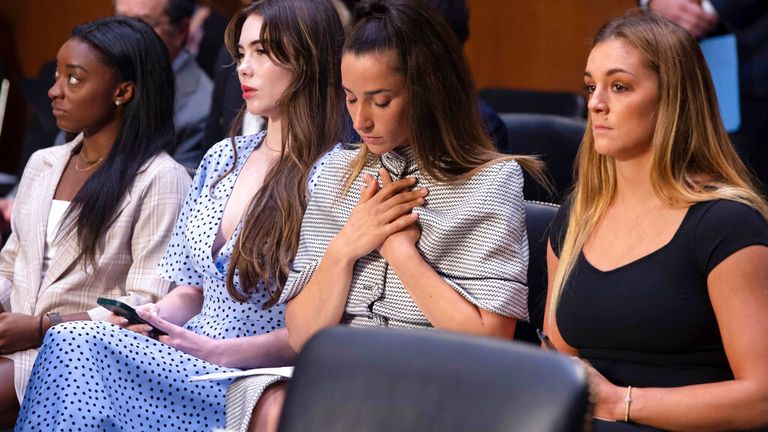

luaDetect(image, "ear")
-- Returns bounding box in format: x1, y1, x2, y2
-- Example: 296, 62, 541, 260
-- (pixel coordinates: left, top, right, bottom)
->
113, 81, 135, 106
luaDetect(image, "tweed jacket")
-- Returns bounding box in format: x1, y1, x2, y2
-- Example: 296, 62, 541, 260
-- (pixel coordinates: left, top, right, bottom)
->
0, 134, 191, 400
280, 146, 530, 327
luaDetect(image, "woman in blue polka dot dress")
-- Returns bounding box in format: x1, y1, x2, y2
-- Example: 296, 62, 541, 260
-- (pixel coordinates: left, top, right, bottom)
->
14, 1, 346, 431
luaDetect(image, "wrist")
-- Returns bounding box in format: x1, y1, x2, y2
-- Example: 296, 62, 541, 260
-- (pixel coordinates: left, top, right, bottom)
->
384, 244, 420, 271
327, 238, 360, 267
204, 337, 224, 365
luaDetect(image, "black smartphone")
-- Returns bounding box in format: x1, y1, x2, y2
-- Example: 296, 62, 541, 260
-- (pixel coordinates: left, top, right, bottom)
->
536, 328, 557, 352
97, 297, 167, 336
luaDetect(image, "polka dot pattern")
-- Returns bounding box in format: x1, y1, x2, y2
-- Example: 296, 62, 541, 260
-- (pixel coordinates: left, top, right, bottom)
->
159, 131, 286, 339
15, 133, 337, 431
17, 322, 234, 431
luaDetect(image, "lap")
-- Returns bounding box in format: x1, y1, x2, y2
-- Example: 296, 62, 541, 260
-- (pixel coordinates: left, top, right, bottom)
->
593, 419, 665, 432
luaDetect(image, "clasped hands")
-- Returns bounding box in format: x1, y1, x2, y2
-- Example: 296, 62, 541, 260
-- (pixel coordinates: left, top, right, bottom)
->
332, 168, 428, 264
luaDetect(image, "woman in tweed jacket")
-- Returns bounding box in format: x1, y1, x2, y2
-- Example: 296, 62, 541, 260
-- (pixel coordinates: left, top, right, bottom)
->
227, 1, 543, 430
0, 17, 190, 426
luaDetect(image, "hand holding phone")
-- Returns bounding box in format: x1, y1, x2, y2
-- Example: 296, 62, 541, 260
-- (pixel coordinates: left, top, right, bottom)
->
97, 298, 167, 336
536, 328, 557, 352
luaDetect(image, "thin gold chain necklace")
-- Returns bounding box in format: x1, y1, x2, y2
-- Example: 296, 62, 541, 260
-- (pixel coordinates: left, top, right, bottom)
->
74, 149, 105, 172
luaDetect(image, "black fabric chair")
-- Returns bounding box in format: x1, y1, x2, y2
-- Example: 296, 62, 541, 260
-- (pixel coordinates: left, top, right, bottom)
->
278, 326, 593, 432
480, 87, 587, 119
500, 113, 585, 202
515, 200, 559, 345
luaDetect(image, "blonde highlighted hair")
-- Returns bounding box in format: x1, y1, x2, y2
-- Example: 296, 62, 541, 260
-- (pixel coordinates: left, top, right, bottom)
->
549, 12, 768, 322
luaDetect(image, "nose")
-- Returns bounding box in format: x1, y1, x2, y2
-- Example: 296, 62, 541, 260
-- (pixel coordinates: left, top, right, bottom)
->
237, 56, 252, 79
587, 88, 608, 114
350, 103, 373, 133
48, 75, 63, 100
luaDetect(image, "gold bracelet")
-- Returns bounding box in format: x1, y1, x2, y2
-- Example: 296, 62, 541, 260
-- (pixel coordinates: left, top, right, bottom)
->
624, 385, 633, 422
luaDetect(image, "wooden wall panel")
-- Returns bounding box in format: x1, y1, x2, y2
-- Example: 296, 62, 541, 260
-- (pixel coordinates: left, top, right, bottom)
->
0, 0, 112, 171
0, 0, 113, 79
465, 0, 636, 93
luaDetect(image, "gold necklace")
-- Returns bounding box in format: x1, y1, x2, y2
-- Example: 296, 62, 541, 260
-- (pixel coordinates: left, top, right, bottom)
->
74, 149, 105, 172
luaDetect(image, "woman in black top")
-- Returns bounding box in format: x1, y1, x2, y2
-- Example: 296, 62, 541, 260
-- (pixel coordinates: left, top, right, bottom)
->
543, 13, 768, 431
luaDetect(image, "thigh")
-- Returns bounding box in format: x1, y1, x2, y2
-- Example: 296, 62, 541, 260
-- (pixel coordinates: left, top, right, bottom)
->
248, 382, 286, 432
0, 357, 19, 427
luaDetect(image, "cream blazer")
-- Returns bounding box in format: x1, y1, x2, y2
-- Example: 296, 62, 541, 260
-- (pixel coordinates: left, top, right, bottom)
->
0, 134, 191, 401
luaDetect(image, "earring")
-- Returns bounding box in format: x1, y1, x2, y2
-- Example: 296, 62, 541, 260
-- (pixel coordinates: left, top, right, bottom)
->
115, 100, 121, 106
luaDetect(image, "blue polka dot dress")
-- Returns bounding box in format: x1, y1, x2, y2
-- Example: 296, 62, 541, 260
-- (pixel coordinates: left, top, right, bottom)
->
15, 132, 331, 431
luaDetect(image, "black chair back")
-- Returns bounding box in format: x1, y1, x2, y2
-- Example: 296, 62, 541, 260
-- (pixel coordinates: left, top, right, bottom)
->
278, 326, 593, 432
515, 200, 559, 345
480, 87, 586, 118
500, 113, 585, 202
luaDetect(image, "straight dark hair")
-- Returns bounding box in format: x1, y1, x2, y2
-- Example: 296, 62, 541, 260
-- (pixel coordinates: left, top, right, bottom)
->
222, 0, 345, 307
343, 0, 544, 188
62, 16, 175, 268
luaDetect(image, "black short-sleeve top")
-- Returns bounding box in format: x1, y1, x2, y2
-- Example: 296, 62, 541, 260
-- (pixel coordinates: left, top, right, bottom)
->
550, 198, 768, 388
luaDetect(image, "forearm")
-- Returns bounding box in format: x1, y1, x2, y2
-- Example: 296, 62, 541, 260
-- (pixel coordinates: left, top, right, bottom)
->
156, 285, 204, 326
207, 328, 297, 369
286, 241, 355, 351
388, 247, 515, 338
624, 380, 768, 431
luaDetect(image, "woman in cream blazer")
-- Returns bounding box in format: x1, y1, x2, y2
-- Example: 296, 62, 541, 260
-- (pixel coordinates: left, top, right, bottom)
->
0, 16, 190, 426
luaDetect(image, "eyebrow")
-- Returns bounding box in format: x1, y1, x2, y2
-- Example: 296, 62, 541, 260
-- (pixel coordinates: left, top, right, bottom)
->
65, 63, 88, 73
342, 86, 391, 96
583, 68, 638, 78
237, 39, 262, 50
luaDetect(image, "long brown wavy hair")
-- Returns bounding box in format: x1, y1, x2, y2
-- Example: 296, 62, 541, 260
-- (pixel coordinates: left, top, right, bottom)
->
549, 12, 768, 322
342, 0, 545, 191
220, 0, 345, 307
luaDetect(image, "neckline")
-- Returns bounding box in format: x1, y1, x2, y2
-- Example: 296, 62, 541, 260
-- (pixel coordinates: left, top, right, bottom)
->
581, 203, 694, 274
210, 132, 265, 261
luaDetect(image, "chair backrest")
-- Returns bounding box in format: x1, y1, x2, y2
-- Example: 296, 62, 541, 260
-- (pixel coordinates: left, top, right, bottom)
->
278, 326, 593, 432
500, 113, 585, 202
515, 201, 559, 345
479, 87, 586, 119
